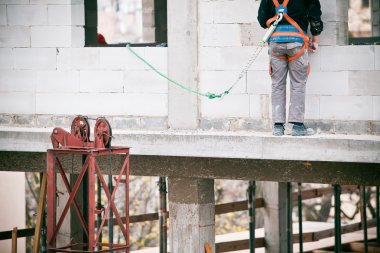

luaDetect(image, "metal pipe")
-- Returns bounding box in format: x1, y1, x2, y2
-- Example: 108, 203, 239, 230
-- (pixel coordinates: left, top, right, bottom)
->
82, 155, 88, 251
362, 186, 368, 253
247, 181, 256, 253
40, 172, 47, 253
287, 182, 293, 253
159, 177, 167, 253
377, 186, 379, 244
334, 184, 341, 253
97, 178, 102, 250
108, 175, 113, 252
297, 183, 303, 253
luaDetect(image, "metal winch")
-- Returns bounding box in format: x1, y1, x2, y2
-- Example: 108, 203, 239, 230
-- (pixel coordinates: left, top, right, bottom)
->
50, 116, 112, 149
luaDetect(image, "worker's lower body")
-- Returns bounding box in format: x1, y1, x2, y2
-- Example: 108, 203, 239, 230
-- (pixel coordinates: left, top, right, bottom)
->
269, 42, 314, 136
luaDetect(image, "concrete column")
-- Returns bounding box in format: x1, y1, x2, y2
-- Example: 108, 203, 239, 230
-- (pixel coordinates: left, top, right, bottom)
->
263, 182, 292, 253
168, 178, 215, 253
167, 0, 199, 129
371, 0, 380, 36
320, 0, 349, 45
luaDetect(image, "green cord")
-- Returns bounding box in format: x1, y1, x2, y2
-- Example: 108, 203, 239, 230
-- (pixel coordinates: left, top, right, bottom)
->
126, 45, 229, 99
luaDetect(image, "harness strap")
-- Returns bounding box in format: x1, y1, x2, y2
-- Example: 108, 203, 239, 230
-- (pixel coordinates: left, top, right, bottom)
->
267, 0, 309, 62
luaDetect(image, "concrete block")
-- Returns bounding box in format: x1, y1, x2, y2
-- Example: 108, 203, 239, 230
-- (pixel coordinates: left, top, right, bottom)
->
305, 95, 320, 120
0, 114, 12, 125
0, 5, 6, 25
31, 26, 72, 47
36, 70, 79, 93
14, 115, 35, 126
143, 47, 168, 72
70, 26, 85, 47
13, 48, 56, 70
199, 46, 267, 71
0, 92, 35, 114
201, 94, 250, 118
320, 96, 373, 120
238, 118, 271, 131
80, 70, 124, 93
199, 1, 214, 24
0, 48, 12, 69
250, 94, 270, 119
200, 24, 241, 47
247, 70, 271, 95
99, 47, 147, 70
348, 71, 380, 95
57, 48, 99, 70
318, 22, 337, 46
113, 117, 141, 130
0, 70, 36, 92
35, 115, 66, 128
375, 46, 380, 70
123, 70, 168, 93
308, 50, 321, 72
199, 70, 246, 94
307, 71, 349, 95
374, 96, 380, 120
321, 46, 375, 71
303, 119, 334, 134
0, 0, 28, 3
7, 4, 47, 25
200, 118, 230, 131
240, 23, 267, 47
37, 93, 168, 116
212, 0, 258, 24
141, 117, 168, 130
372, 121, 380, 135
47, 4, 84, 26
48, 4, 71, 25
334, 121, 370, 135
0, 26, 30, 47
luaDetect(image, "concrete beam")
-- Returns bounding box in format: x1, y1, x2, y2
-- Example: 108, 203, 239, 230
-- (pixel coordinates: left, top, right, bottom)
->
0, 127, 379, 163
1, 152, 379, 185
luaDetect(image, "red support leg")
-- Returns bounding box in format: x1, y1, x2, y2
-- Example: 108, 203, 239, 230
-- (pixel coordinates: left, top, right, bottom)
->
47, 151, 56, 247
125, 155, 130, 253
88, 156, 96, 250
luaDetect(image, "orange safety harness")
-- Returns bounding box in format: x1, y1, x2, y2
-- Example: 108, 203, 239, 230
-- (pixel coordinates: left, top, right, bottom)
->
266, 0, 310, 62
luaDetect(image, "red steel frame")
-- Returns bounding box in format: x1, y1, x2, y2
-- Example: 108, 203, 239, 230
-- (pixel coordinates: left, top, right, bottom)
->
46, 147, 130, 252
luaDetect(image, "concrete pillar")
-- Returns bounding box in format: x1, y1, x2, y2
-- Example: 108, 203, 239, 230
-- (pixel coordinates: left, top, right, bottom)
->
167, 0, 199, 129
371, 0, 380, 36
263, 182, 292, 253
168, 178, 215, 253
320, 0, 349, 45
142, 0, 155, 43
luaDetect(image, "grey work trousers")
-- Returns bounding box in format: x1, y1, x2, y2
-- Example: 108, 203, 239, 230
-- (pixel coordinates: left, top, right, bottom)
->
269, 42, 309, 123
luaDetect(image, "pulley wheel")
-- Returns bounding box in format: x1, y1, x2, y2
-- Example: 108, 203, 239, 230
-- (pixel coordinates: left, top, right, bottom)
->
94, 118, 112, 148
71, 116, 90, 142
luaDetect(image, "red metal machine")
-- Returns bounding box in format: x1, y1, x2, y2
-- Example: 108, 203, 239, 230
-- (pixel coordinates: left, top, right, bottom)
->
47, 116, 130, 252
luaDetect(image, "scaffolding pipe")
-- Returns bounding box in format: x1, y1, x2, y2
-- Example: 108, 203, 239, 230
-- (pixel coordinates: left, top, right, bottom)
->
297, 183, 303, 253
159, 177, 167, 253
247, 181, 256, 253
287, 182, 293, 253
334, 184, 342, 253
362, 186, 368, 253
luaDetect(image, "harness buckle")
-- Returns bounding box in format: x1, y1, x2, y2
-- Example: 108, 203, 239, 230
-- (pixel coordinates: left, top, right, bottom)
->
276, 5, 287, 14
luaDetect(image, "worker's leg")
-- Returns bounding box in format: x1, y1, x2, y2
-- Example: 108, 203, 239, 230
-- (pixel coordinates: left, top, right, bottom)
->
287, 42, 308, 123
269, 42, 289, 124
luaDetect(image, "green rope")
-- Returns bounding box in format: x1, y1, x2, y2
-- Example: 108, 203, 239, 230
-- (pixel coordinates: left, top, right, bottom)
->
126, 45, 229, 99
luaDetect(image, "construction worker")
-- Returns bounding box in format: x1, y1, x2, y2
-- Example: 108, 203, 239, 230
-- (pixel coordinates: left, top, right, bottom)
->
258, 0, 323, 136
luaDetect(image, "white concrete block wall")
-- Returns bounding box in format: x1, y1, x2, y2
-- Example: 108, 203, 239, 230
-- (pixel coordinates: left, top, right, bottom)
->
0, 5, 6, 25
13, 48, 57, 69
7, 4, 47, 26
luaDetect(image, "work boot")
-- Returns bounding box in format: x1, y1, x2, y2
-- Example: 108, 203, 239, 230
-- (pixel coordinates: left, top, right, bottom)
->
273, 123, 285, 136
291, 123, 315, 136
